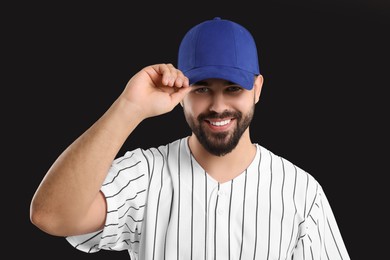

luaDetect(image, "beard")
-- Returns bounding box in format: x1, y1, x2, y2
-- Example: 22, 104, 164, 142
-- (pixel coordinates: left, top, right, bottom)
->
184, 105, 255, 156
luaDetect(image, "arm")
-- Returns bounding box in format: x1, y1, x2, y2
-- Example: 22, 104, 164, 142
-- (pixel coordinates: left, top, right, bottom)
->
294, 185, 350, 260
30, 64, 191, 237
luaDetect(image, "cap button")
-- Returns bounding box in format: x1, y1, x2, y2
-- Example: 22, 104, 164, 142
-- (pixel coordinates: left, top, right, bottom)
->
213, 17, 221, 20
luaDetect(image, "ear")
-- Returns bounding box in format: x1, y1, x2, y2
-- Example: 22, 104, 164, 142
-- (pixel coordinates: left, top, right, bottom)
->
253, 75, 264, 104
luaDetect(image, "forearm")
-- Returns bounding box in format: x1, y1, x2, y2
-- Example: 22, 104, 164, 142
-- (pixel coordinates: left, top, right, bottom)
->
30, 64, 190, 236
30, 97, 144, 234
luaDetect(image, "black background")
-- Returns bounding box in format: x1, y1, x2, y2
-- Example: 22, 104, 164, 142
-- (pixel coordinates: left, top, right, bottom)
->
5, 1, 389, 259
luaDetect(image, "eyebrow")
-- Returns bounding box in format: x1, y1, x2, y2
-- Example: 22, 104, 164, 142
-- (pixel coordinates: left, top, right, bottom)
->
192, 80, 238, 86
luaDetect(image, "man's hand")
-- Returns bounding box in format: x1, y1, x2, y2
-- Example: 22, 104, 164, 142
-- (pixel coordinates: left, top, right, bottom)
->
119, 63, 191, 119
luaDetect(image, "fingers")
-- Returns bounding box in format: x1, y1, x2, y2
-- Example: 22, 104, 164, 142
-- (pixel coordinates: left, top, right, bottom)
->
156, 63, 191, 105
151, 63, 190, 88
170, 84, 192, 105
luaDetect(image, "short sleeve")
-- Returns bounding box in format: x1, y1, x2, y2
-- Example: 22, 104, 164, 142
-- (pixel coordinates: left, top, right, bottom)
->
293, 185, 350, 260
66, 148, 150, 254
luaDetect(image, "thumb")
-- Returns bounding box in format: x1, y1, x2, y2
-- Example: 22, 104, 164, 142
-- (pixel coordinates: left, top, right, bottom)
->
170, 86, 192, 106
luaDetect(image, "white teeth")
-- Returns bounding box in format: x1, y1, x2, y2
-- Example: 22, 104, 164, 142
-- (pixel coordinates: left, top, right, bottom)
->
210, 119, 231, 126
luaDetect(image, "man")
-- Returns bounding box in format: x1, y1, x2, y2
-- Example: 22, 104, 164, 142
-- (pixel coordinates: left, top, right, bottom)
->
30, 17, 350, 259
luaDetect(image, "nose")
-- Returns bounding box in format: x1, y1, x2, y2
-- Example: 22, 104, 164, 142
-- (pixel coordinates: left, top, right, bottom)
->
209, 92, 228, 113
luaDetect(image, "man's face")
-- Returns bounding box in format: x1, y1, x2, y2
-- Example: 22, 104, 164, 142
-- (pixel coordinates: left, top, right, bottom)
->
182, 78, 256, 156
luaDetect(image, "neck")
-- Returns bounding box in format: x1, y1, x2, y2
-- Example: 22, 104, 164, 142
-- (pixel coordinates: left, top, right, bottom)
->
188, 130, 256, 183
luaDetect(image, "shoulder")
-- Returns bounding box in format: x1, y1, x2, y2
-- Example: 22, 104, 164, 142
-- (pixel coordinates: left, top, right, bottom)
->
113, 137, 188, 168
255, 143, 321, 190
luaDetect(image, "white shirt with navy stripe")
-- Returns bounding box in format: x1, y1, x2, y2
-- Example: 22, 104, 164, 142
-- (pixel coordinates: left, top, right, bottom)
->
66, 137, 350, 260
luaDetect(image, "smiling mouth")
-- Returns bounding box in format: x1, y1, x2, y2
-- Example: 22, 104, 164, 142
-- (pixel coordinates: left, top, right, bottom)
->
207, 119, 231, 126
204, 118, 235, 131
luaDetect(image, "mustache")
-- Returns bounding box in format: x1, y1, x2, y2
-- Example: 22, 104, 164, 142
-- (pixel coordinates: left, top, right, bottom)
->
198, 111, 242, 121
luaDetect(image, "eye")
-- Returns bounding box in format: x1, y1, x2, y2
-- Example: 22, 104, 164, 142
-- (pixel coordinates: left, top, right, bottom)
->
193, 87, 210, 94
226, 86, 243, 93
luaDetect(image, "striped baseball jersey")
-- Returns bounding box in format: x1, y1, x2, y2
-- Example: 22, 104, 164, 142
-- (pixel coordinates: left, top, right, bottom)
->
66, 137, 350, 260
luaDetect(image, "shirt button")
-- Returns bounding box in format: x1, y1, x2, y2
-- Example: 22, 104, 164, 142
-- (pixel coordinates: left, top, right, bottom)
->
218, 208, 224, 215
218, 191, 225, 196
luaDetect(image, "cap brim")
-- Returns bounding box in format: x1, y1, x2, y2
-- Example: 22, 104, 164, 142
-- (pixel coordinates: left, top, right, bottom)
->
184, 66, 256, 90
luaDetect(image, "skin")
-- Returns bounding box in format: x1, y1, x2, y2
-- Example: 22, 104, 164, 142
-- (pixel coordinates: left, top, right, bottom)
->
183, 77, 263, 183
29, 63, 264, 237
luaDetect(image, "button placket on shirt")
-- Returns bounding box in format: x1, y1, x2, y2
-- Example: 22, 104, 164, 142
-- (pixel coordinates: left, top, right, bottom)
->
216, 190, 224, 215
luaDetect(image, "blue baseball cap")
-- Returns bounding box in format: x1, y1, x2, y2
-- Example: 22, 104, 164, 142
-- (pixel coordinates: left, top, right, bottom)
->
178, 17, 260, 90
